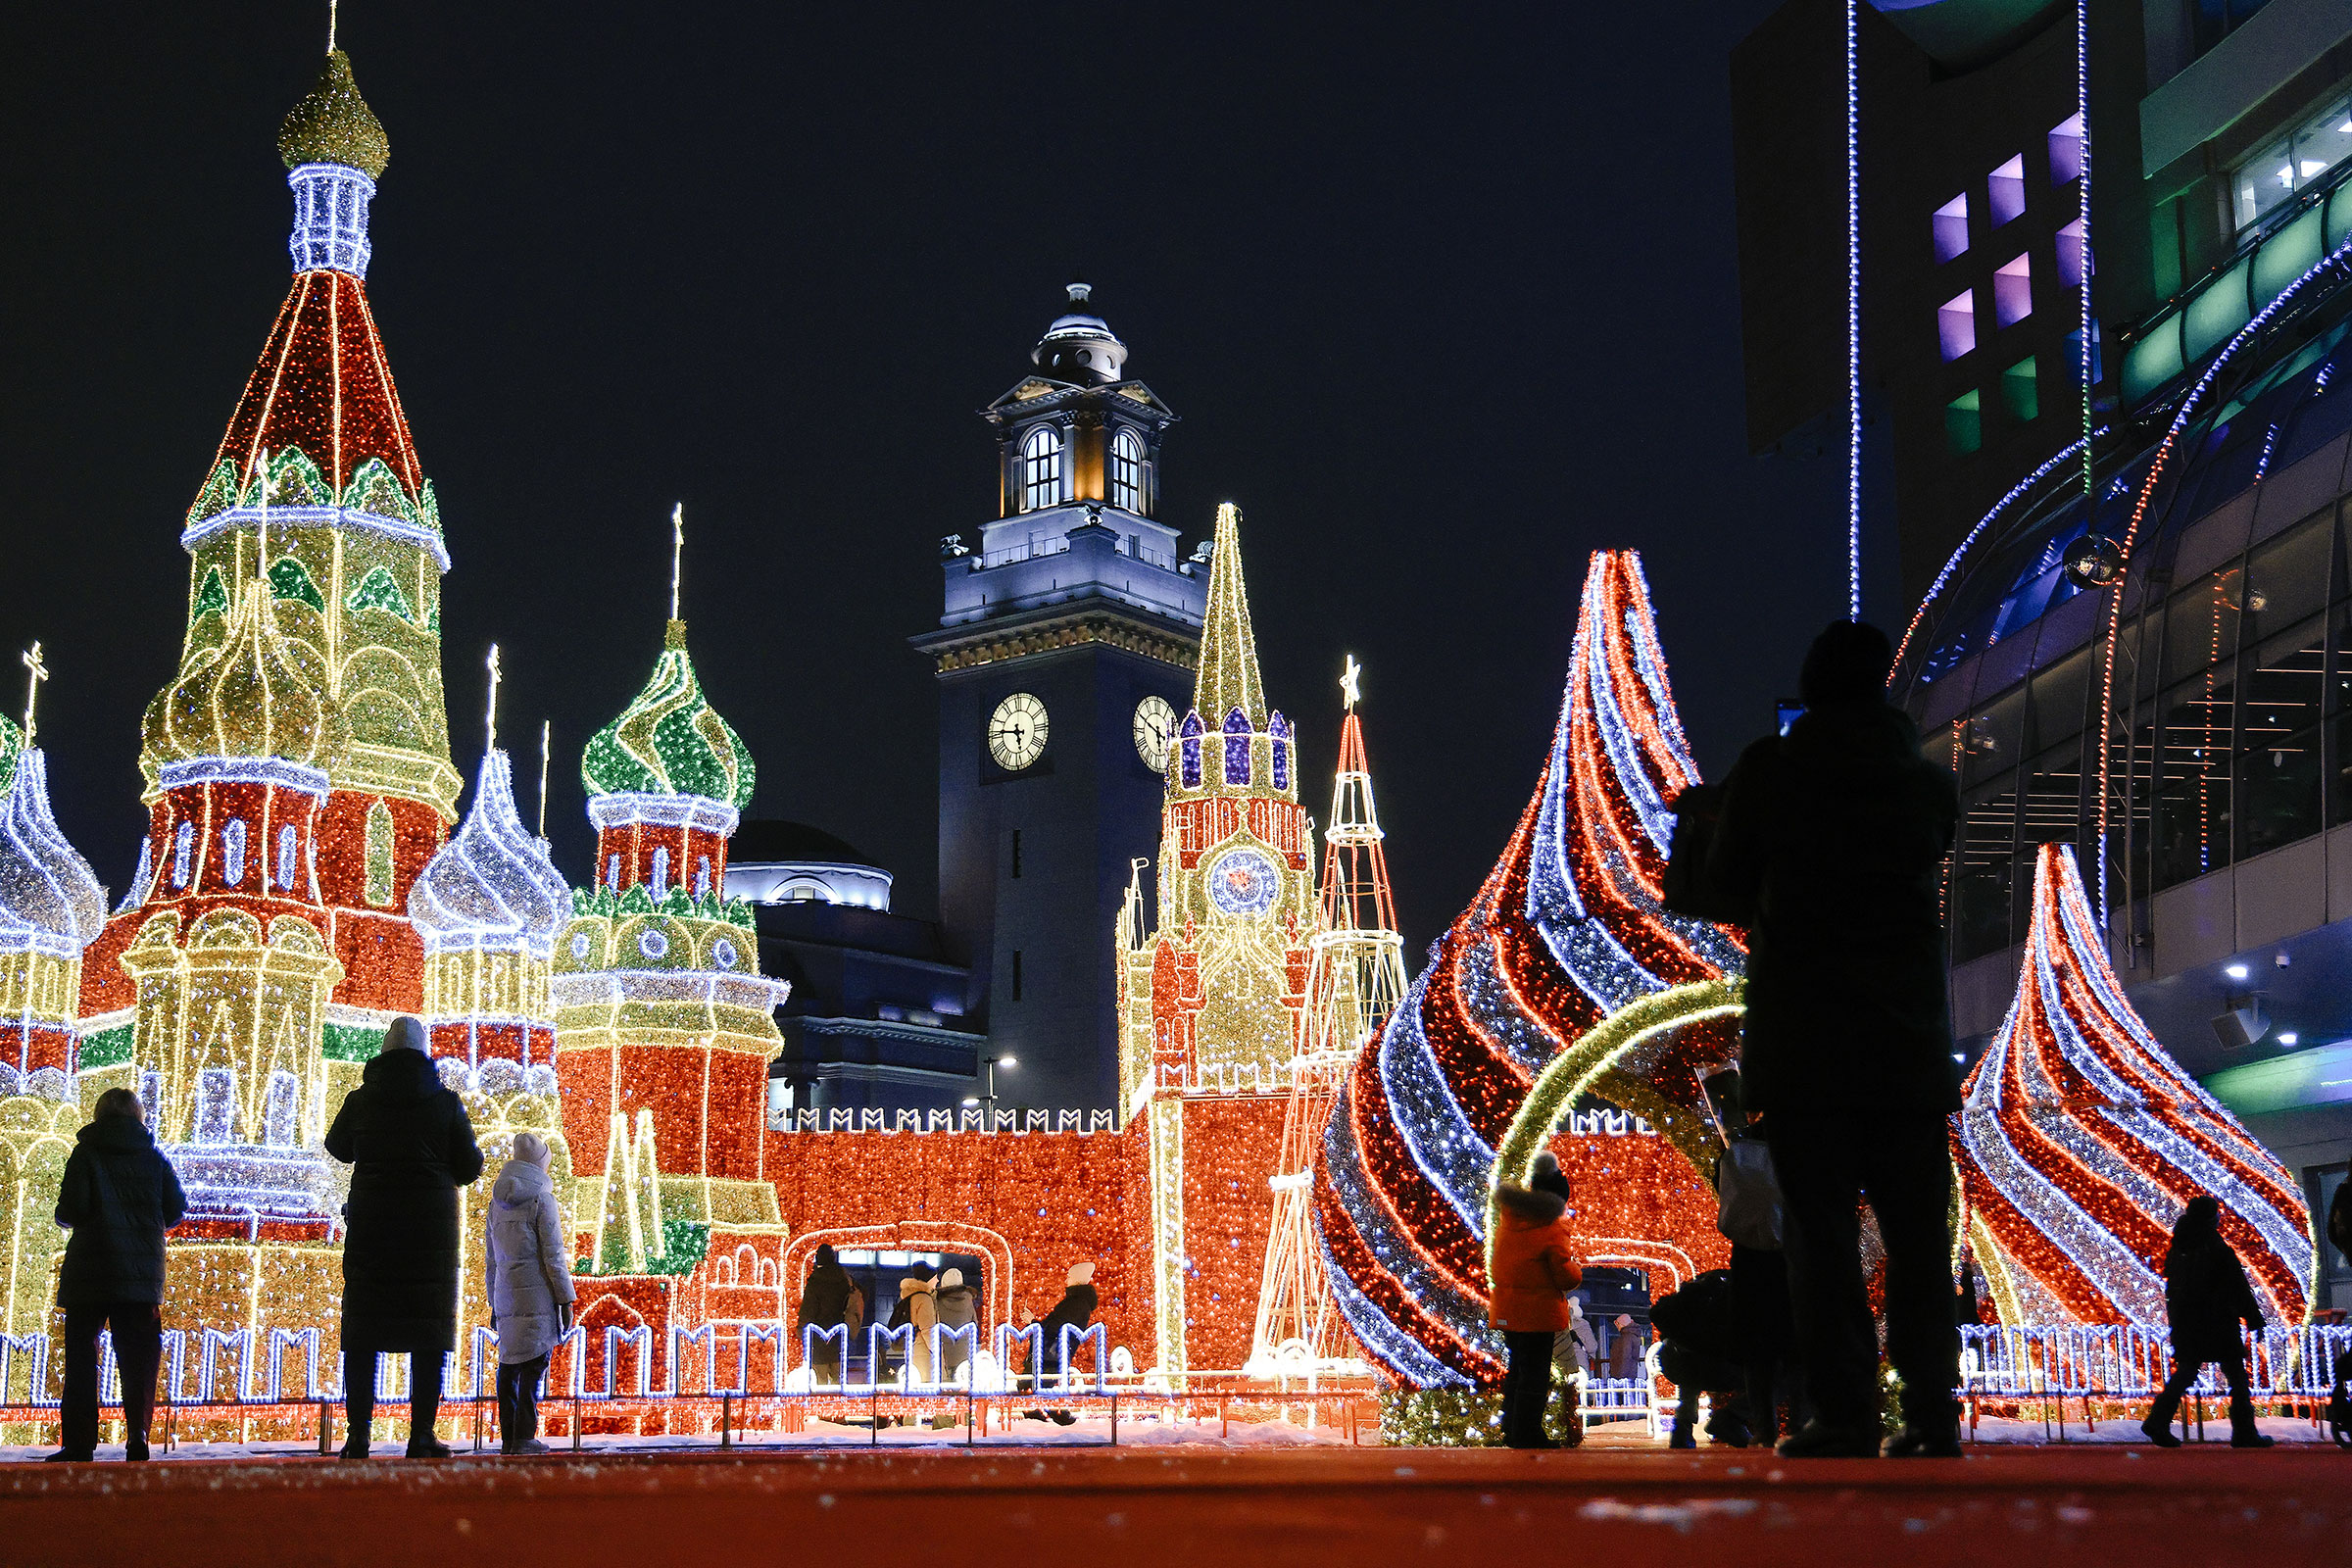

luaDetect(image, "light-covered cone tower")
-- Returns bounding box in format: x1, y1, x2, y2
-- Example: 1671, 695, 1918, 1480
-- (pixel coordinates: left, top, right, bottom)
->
62, 44, 456, 1356
1316, 550, 1742, 1388
1956, 844, 2315, 1327
1115, 502, 1314, 1378
555, 601, 791, 1342
1248, 661, 1400, 1375
0, 721, 108, 1345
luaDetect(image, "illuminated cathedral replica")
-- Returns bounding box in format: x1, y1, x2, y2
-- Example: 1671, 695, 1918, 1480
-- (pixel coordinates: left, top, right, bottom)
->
0, 40, 2321, 1435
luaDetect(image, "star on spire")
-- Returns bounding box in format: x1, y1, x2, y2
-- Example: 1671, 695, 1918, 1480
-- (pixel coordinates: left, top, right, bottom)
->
1340, 655, 1362, 711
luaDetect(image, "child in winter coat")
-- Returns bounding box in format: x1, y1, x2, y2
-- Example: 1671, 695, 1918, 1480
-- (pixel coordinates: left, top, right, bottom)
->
485, 1132, 576, 1455
1490, 1151, 1583, 1448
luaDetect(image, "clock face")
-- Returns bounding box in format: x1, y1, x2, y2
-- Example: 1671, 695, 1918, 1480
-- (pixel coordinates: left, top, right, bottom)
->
1133, 695, 1178, 772
1206, 847, 1281, 917
988, 692, 1049, 771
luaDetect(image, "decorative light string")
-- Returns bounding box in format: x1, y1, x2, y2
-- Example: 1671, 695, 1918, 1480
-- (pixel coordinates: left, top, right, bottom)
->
2076, 0, 2095, 514
1845, 0, 1863, 620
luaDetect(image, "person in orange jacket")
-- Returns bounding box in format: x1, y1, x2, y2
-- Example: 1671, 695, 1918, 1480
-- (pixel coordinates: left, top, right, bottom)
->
1490, 1151, 1584, 1448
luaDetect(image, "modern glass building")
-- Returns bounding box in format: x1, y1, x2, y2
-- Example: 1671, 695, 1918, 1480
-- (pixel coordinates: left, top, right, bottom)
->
1893, 138, 2352, 1311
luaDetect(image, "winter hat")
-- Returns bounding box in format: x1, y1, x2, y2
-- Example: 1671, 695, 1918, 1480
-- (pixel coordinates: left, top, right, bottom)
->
1797, 619, 1893, 707
382, 1015, 428, 1053
512, 1131, 551, 1168
1066, 1260, 1095, 1287
814, 1244, 839, 1267
1529, 1151, 1571, 1202
939, 1267, 964, 1289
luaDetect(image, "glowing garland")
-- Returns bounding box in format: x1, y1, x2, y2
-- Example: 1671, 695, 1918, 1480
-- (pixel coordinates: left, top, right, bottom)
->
1953, 845, 2314, 1327
1315, 550, 1741, 1388
1844, 0, 1862, 618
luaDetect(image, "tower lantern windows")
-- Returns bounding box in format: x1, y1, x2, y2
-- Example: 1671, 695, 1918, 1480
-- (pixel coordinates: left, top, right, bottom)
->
1223, 710, 1253, 786
1021, 425, 1065, 512
1109, 427, 1145, 513
1179, 712, 1205, 789
221, 818, 249, 886
172, 822, 195, 889
1269, 712, 1292, 792
277, 823, 299, 889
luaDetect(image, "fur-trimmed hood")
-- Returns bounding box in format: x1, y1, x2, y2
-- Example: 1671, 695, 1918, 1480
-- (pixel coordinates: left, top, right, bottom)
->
1494, 1184, 1566, 1224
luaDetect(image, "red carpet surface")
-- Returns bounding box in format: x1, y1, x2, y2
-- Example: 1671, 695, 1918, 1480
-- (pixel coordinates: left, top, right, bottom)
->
3, 1446, 2347, 1567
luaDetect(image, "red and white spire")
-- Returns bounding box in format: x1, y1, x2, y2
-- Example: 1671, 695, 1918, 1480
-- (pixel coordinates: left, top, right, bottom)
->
1956, 845, 2314, 1326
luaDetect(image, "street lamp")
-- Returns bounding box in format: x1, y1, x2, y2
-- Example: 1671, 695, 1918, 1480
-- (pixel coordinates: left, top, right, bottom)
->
975, 1053, 1017, 1118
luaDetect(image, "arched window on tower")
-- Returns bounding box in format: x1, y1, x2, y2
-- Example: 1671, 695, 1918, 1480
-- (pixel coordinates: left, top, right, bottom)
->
1179, 711, 1204, 789
651, 846, 671, 901
172, 821, 194, 889
276, 823, 299, 890
1109, 428, 1144, 513
1269, 711, 1292, 792
1021, 426, 1063, 513
1223, 710, 1253, 786
220, 819, 248, 887
264, 1068, 300, 1147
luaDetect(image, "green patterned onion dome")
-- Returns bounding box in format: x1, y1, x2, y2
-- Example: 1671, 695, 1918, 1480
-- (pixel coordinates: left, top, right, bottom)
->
279, 50, 389, 177
581, 619, 756, 809
0, 712, 21, 798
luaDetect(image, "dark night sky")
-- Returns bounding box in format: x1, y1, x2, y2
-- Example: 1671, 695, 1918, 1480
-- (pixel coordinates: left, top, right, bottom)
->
0, 2, 1858, 957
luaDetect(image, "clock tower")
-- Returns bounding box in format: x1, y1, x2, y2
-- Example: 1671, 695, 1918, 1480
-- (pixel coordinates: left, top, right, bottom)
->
911, 284, 1205, 1112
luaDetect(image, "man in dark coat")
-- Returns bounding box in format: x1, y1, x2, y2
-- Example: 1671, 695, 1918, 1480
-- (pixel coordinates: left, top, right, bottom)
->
1024, 1261, 1100, 1425
47, 1088, 185, 1463
324, 1016, 483, 1459
797, 1244, 855, 1387
1708, 620, 1963, 1459
2141, 1196, 2275, 1448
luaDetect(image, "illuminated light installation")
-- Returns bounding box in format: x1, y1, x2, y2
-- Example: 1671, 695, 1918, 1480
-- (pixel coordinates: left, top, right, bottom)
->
554, 601, 791, 1379
1249, 659, 1402, 1375
1844, 0, 1862, 618
0, 724, 108, 1343
1954, 844, 2315, 1327
410, 748, 569, 1067
1115, 503, 1313, 1379
1315, 550, 1742, 1388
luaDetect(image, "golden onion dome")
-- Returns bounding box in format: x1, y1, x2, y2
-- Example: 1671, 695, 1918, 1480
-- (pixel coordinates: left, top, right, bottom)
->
278, 50, 389, 179
141, 576, 350, 783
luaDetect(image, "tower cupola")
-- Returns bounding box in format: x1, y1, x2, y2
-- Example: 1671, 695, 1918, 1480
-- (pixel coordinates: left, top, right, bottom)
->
582, 617, 755, 903
1033, 281, 1129, 386
278, 49, 388, 276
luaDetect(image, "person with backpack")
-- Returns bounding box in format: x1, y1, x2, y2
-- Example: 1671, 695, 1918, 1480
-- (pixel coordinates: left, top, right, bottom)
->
2141, 1196, 2276, 1448
1651, 1269, 1752, 1447
1490, 1151, 1583, 1448
47, 1089, 185, 1464
325, 1016, 484, 1459
484, 1131, 574, 1455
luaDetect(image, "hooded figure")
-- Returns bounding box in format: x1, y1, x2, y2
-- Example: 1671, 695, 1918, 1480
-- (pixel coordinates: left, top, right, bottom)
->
900, 1273, 940, 1383
484, 1131, 573, 1454
2143, 1196, 2275, 1448
486, 1132, 575, 1364
48, 1089, 185, 1463
799, 1244, 855, 1384
934, 1266, 979, 1380
1707, 620, 1963, 1460
1489, 1180, 1582, 1448
323, 1016, 484, 1458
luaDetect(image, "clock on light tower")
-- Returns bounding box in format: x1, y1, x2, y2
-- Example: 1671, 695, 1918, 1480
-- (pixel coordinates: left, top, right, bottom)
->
910, 283, 1205, 1112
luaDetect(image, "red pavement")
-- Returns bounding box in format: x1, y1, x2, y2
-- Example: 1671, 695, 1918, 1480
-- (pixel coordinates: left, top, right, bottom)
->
3, 1445, 2346, 1567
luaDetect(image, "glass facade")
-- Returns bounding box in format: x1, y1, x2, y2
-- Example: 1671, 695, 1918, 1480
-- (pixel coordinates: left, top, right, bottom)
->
1899, 302, 2352, 963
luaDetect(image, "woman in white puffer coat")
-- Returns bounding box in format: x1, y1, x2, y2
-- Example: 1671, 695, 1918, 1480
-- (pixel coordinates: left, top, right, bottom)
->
485, 1132, 576, 1455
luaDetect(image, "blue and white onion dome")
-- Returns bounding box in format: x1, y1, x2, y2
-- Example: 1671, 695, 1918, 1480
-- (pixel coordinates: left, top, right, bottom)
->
0, 722, 108, 962
408, 749, 571, 960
